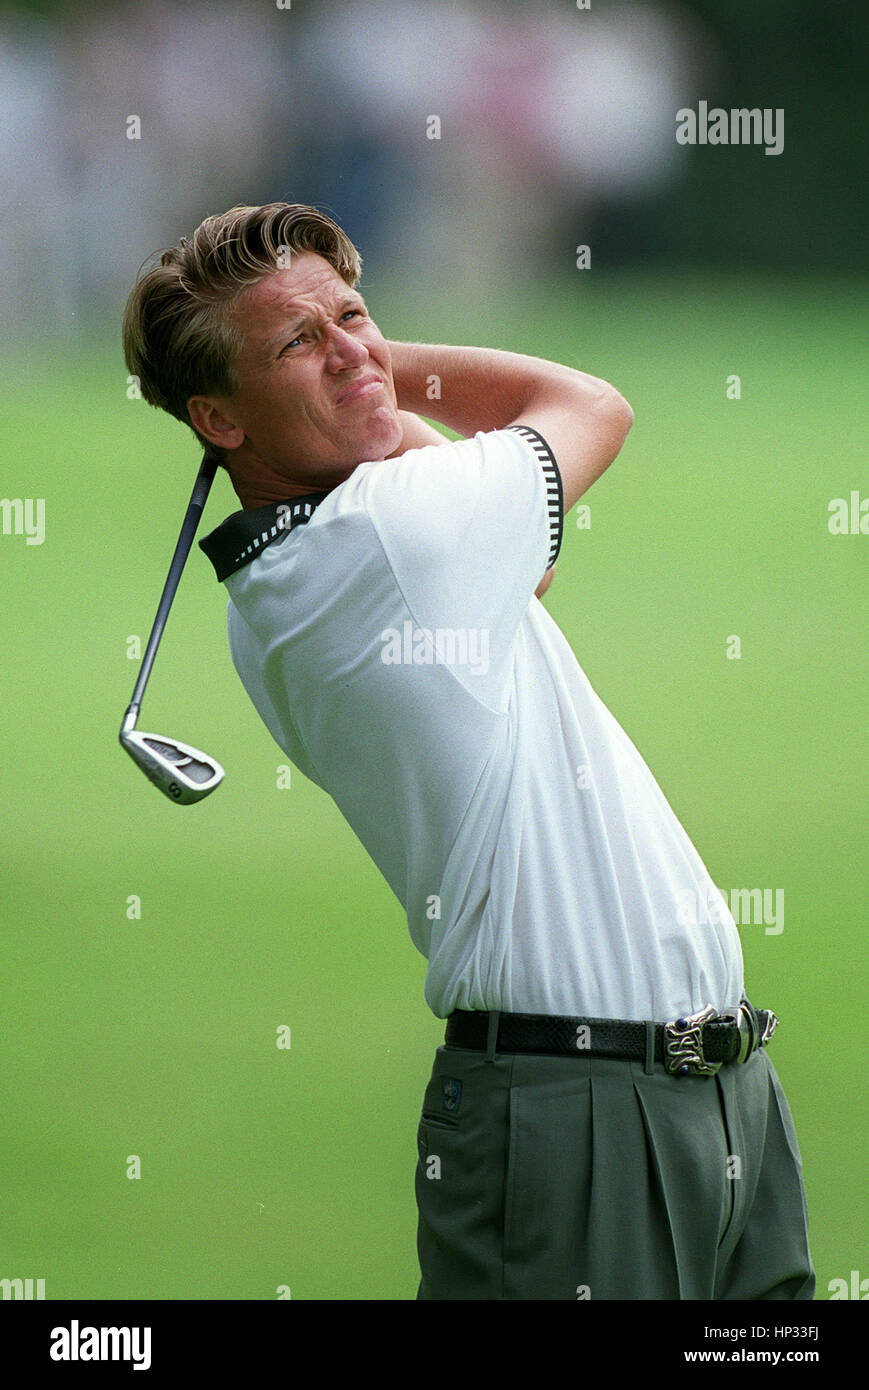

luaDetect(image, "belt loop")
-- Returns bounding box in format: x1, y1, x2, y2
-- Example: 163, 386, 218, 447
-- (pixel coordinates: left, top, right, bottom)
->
644, 1021, 656, 1075
741, 996, 760, 1059
485, 1010, 500, 1063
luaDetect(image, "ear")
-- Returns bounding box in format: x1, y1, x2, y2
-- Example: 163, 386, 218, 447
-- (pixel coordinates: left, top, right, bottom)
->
187, 395, 246, 452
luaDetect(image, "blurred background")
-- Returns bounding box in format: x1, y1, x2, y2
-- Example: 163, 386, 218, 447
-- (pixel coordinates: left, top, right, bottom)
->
1, 0, 866, 1301
1, 0, 867, 333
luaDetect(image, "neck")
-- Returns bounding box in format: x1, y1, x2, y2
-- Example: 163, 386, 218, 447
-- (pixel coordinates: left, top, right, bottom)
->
228, 448, 334, 511
234, 481, 327, 510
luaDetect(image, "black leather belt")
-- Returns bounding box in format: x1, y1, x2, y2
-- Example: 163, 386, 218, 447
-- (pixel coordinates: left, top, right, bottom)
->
444, 999, 778, 1076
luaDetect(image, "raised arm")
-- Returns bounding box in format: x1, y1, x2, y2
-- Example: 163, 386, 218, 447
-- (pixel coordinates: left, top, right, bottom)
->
386, 341, 633, 517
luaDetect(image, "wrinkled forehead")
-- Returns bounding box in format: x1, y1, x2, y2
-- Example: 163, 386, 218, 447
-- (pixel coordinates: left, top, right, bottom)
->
230, 255, 363, 361
238, 254, 357, 325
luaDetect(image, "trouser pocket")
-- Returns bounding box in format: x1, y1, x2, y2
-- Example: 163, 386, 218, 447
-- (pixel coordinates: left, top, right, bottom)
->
414, 1045, 513, 1299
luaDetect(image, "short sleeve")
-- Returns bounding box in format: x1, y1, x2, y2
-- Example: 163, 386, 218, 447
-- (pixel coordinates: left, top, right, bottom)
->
354, 424, 563, 677
506, 424, 564, 571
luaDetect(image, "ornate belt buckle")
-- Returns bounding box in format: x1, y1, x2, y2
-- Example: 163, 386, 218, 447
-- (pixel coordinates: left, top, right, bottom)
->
759, 1009, 779, 1045
663, 1003, 721, 1076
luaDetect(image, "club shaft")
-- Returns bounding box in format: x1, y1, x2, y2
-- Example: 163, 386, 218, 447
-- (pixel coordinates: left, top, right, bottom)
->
124, 454, 217, 724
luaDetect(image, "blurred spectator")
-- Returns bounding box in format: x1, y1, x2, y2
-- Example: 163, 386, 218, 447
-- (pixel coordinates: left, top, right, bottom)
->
6, 0, 860, 341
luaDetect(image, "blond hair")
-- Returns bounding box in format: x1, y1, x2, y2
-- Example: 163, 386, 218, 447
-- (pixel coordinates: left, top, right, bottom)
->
122, 203, 363, 463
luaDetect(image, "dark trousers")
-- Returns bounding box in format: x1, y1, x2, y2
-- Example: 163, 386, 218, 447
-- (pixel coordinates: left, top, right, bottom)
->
415, 1035, 814, 1300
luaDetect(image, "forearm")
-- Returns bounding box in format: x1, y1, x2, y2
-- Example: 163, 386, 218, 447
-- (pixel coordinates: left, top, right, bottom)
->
387, 340, 607, 438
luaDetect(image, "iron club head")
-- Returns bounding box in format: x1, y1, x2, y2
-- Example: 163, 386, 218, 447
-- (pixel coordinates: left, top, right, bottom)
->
120, 711, 224, 805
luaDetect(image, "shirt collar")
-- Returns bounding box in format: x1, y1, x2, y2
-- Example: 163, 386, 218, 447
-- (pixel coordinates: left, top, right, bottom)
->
199, 490, 329, 583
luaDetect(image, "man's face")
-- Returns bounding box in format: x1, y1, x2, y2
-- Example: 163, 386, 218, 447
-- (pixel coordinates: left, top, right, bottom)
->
197, 251, 402, 494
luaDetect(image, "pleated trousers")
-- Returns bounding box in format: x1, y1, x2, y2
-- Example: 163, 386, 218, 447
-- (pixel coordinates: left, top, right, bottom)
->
415, 1039, 814, 1300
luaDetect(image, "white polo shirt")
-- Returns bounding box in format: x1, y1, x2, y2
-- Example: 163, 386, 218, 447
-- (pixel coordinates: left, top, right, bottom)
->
200, 425, 744, 1022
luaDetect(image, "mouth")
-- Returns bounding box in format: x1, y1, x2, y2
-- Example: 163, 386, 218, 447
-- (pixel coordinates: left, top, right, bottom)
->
336, 373, 385, 406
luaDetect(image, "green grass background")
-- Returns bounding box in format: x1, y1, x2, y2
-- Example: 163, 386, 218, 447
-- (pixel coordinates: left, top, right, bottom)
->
1, 271, 866, 1299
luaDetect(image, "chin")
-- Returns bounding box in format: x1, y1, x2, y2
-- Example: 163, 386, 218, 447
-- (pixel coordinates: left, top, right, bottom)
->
363, 411, 403, 461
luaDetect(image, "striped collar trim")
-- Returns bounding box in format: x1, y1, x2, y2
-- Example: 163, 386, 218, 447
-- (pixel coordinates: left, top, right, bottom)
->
199, 490, 329, 583
198, 424, 563, 583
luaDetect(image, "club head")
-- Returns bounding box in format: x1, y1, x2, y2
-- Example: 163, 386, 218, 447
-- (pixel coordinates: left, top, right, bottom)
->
120, 722, 224, 805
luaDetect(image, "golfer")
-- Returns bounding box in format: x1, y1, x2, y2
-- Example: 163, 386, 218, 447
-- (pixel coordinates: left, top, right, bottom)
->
123, 202, 814, 1300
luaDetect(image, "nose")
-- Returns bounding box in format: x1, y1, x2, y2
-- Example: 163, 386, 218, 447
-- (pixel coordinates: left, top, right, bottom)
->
324, 323, 369, 370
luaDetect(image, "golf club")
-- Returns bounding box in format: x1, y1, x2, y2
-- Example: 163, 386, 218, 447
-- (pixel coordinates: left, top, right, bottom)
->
119, 453, 224, 804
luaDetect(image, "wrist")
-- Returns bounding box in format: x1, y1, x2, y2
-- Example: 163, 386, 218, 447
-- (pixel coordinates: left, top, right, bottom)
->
386, 341, 428, 414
